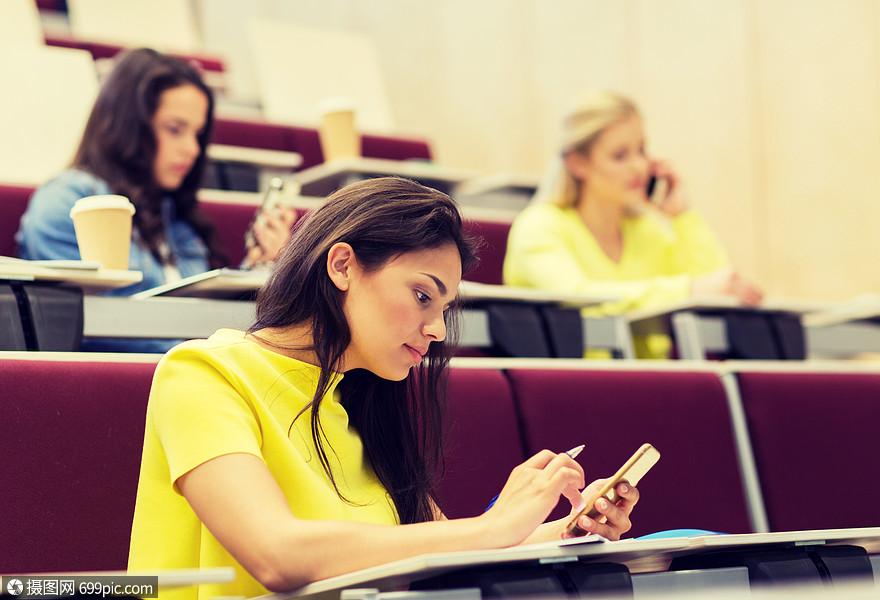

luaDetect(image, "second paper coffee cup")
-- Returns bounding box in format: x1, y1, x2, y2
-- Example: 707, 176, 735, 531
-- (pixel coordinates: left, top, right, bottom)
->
318, 97, 360, 163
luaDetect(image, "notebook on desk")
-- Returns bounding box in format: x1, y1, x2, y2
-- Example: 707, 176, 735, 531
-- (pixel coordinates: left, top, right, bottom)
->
132, 268, 268, 300
0, 257, 103, 270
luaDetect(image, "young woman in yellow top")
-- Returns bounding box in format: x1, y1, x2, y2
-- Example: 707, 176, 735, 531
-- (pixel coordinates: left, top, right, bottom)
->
128, 177, 640, 600
503, 92, 762, 358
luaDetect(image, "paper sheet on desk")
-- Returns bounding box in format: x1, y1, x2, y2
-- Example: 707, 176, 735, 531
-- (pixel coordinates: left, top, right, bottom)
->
517, 534, 604, 551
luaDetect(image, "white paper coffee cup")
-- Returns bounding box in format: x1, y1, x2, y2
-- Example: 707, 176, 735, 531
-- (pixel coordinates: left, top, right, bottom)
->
69, 195, 136, 270
317, 97, 360, 163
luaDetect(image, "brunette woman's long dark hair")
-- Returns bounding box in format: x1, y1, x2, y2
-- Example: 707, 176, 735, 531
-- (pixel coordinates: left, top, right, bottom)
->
72, 47, 226, 267
250, 177, 478, 524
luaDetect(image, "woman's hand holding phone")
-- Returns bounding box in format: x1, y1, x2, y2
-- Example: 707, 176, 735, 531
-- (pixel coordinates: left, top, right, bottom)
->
563, 443, 656, 540
562, 479, 640, 541
243, 207, 298, 269
647, 160, 688, 217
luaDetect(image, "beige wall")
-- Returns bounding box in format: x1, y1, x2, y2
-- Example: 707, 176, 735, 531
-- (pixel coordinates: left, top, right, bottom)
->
201, 0, 880, 300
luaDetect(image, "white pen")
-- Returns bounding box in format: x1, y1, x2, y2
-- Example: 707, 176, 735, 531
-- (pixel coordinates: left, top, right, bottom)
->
566, 444, 585, 460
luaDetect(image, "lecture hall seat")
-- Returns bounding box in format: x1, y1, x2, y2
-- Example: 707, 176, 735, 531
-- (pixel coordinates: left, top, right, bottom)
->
0, 184, 34, 257
0, 357, 158, 573
463, 219, 511, 285
44, 35, 227, 74
505, 367, 755, 537
436, 368, 528, 519
735, 369, 880, 532
211, 117, 433, 171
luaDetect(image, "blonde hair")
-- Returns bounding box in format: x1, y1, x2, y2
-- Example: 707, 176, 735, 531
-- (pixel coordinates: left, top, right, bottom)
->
533, 92, 640, 207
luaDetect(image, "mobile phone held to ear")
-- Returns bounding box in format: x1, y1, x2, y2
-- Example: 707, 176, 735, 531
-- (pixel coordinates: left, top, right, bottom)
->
565, 443, 660, 536
646, 175, 668, 204
646, 175, 658, 198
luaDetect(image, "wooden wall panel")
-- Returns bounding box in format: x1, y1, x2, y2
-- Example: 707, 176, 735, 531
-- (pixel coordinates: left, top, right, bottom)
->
423, 0, 535, 173
632, 0, 760, 281
522, 0, 634, 173
753, 0, 880, 298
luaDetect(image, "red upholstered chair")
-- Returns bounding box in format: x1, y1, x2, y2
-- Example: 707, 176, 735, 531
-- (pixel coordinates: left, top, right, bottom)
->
212, 117, 434, 171
463, 219, 512, 285
282, 125, 432, 170
361, 134, 432, 164
437, 368, 527, 519
0, 357, 158, 573
505, 367, 754, 537
0, 183, 36, 257
283, 126, 325, 170
44, 35, 227, 73
211, 118, 292, 154
198, 199, 259, 267
35, 0, 67, 11
735, 369, 880, 532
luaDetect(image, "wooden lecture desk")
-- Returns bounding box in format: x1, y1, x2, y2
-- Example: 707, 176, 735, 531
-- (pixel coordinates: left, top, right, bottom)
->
625, 296, 833, 360
802, 293, 880, 358
82, 274, 628, 357
257, 527, 880, 600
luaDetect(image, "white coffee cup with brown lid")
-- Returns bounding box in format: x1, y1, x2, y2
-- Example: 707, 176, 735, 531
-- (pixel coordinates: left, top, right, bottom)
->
69, 194, 136, 270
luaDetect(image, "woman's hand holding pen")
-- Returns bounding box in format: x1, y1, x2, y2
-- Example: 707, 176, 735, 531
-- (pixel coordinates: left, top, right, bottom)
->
561, 479, 639, 541
481, 449, 585, 547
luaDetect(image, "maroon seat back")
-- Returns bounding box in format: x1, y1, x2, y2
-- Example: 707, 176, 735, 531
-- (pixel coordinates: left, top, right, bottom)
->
0, 358, 157, 573
198, 200, 259, 267
0, 184, 35, 257
44, 35, 226, 72
361, 134, 432, 164
463, 219, 511, 285
282, 125, 326, 170
736, 370, 880, 532
210, 118, 293, 153
437, 368, 527, 519
505, 368, 754, 536
212, 117, 433, 171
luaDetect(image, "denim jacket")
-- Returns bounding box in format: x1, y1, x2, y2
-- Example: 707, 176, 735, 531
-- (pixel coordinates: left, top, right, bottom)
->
17, 168, 210, 296
16, 169, 211, 352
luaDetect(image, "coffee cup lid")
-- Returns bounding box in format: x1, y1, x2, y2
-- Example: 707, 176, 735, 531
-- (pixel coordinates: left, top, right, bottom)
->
70, 195, 136, 218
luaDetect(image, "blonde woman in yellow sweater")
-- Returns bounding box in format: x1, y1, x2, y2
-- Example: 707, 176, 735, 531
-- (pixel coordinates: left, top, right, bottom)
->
503, 92, 762, 358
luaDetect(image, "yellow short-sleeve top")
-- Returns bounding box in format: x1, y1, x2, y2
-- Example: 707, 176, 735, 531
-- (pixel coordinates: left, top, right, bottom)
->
128, 329, 398, 600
